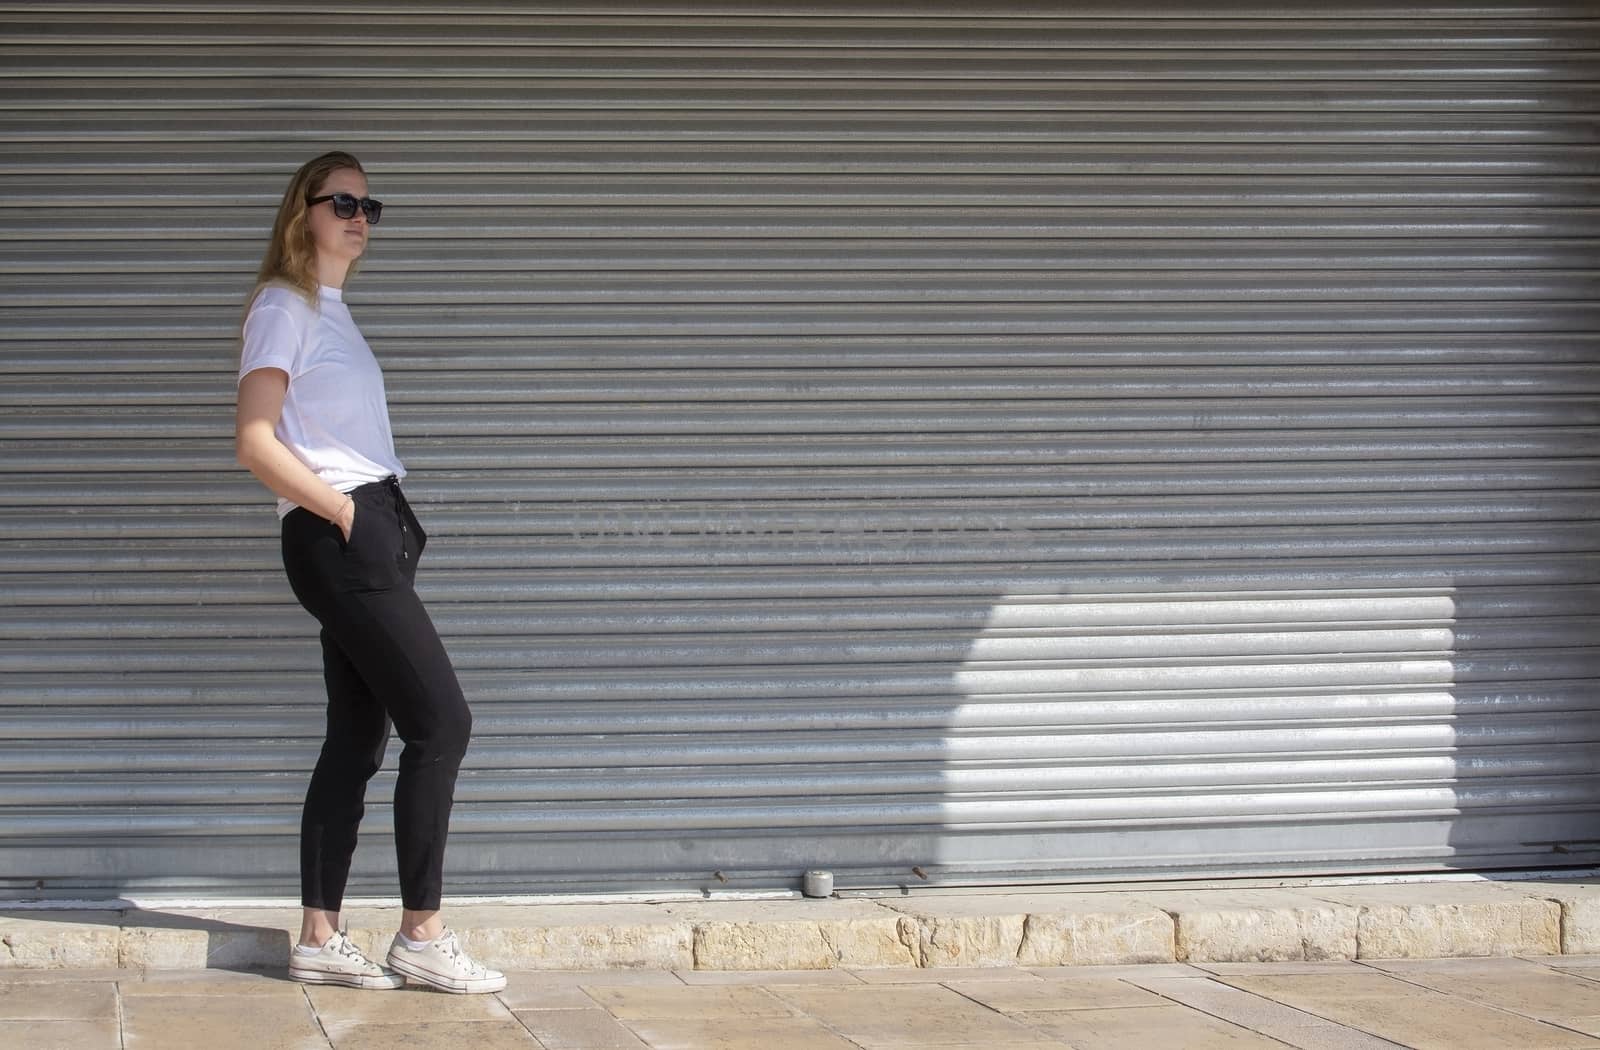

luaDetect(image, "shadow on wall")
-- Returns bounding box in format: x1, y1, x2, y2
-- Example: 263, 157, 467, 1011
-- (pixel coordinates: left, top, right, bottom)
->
353, 484, 1600, 896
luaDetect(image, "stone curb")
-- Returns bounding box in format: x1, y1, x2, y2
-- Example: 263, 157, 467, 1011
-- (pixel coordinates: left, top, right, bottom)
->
2, 878, 1596, 971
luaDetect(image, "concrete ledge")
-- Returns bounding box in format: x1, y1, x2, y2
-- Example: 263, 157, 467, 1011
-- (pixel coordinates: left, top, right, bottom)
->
2, 877, 1595, 971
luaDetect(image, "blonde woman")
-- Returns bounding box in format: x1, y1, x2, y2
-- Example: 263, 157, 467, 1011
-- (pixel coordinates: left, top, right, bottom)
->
236, 151, 503, 993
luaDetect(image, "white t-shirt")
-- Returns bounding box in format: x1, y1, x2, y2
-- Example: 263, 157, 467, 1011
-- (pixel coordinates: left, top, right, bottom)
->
238, 283, 406, 518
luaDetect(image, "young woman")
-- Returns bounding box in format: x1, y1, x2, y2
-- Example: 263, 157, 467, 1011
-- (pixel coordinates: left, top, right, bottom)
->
236, 151, 504, 994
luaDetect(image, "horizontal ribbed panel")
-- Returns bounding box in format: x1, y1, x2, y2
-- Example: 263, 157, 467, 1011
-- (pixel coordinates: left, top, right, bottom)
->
0, 1, 1597, 898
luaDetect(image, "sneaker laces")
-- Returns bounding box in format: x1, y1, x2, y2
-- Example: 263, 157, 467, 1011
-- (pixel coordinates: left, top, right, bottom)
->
435, 930, 485, 976
330, 932, 372, 966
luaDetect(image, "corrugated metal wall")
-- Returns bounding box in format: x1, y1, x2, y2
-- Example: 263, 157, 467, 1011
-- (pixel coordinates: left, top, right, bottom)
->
0, 2, 1597, 899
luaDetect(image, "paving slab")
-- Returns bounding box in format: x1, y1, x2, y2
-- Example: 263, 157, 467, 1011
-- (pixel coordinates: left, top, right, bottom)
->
1193, 960, 1373, 976
1372, 964, 1600, 1025
10, 953, 1600, 1048
768, 982, 1079, 1048
1225, 971, 1600, 1050
674, 966, 865, 985
942, 975, 1168, 1012
122, 967, 304, 996
0, 1019, 121, 1050
1014, 1003, 1294, 1049
621, 1014, 869, 1050
582, 982, 796, 1020
1024, 961, 1209, 979
1127, 975, 1409, 1049
511, 1007, 650, 1049
0, 967, 139, 984
0, 979, 118, 1019
327, 1021, 542, 1049
121, 992, 330, 1050
306, 982, 516, 1024
1354, 954, 1555, 975
848, 964, 1044, 984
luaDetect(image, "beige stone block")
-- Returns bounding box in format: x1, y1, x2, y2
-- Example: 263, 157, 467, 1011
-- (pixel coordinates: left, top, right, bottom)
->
1316, 882, 1561, 959
119, 926, 210, 968
1152, 892, 1358, 963
818, 914, 921, 969
693, 919, 835, 971
872, 894, 1029, 967
0, 915, 120, 969
1358, 900, 1557, 959
916, 910, 1025, 968
468, 920, 693, 971
1016, 907, 1175, 966
878, 892, 1175, 968
1563, 895, 1600, 955
693, 915, 919, 971
663, 899, 914, 971
1535, 883, 1600, 955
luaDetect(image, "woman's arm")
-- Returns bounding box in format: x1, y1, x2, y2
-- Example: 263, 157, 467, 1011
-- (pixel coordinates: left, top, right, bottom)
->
236, 367, 357, 540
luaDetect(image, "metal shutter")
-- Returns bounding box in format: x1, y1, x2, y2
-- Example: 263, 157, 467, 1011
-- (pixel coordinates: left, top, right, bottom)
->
1, 2, 1596, 899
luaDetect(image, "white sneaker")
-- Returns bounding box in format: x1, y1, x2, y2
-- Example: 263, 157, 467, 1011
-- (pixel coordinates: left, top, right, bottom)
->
385, 927, 506, 994
288, 930, 406, 990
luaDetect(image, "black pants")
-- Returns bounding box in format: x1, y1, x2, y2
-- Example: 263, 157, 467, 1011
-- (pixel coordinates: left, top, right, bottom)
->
280, 476, 471, 912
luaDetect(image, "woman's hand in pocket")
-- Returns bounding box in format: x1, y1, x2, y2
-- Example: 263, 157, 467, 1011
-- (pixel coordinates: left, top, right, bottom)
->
334, 498, 356, 542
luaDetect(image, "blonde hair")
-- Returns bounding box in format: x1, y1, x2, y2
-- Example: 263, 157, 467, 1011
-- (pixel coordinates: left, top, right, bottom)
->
243, 150, 367, 317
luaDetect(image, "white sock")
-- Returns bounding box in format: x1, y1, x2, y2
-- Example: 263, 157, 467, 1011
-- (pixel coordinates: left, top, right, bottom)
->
294, 943, 322, 956
397, 932, 431, 951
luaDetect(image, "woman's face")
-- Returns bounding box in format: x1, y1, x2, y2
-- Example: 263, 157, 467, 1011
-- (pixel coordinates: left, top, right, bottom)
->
305, 167, 371, 266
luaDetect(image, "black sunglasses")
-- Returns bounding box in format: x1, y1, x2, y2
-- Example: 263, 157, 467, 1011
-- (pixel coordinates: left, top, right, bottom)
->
306, 192, 383, 225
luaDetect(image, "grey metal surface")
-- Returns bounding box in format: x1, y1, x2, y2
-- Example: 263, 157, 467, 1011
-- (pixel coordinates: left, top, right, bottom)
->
0, 2, 1597, 899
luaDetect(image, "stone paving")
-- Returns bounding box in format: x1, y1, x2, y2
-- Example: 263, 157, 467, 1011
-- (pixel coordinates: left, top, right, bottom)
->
11, 955, 1600, 1049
